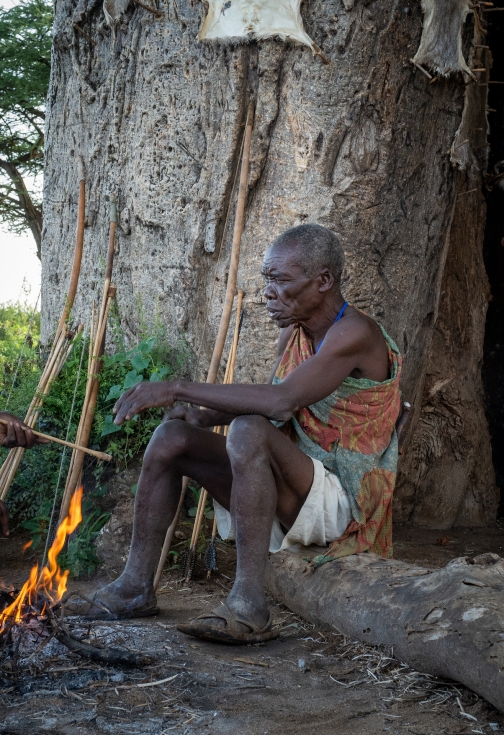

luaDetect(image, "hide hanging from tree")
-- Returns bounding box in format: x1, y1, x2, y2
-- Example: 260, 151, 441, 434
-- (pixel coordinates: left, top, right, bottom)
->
198, 0, 326, 60
413, 0, 473, 77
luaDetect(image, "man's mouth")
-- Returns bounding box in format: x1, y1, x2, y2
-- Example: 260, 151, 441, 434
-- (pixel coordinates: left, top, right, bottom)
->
266, 309, 282, 319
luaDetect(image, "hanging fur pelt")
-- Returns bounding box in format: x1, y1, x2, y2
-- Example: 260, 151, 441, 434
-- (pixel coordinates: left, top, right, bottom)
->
413, 0, 473, 77
198, 0, 317, 54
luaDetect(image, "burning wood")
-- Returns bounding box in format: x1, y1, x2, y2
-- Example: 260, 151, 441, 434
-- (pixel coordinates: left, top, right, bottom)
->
0, 489, 148, 676
0, 487, 83, 634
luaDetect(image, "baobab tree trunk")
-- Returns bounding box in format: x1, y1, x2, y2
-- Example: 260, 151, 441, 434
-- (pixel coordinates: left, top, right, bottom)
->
42, 0, 498, 527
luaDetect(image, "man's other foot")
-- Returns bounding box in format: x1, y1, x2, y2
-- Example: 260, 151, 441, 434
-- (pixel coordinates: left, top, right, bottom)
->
64, 585, 159, 620
177, 601, 278, 644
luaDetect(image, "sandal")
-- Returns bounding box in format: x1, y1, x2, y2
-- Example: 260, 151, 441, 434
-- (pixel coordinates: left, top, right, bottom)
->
177, 602, 279, 644
63, 591, 160, 621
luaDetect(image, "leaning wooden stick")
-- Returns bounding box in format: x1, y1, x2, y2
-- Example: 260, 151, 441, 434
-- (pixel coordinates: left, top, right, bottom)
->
153, 101, 254, 588
0, 172, 87, 501
206, 101, 253, 384
204, 292, 244, 579
184, 290, 244, 583
0, 419, 112, 461
59, 196, 117, 522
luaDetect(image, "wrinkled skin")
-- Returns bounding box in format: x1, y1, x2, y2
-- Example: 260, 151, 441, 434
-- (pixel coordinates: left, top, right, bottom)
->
86, 241, 390, 634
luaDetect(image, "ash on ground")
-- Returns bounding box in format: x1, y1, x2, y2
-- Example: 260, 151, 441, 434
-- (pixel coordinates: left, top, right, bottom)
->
0, 573, 502, 735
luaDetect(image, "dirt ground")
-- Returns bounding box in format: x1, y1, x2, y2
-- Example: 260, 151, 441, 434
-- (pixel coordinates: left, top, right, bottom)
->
1, 522, 503, 735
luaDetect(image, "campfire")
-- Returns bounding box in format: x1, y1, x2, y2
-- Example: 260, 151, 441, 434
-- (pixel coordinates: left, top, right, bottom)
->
0, 489, 83, 670
0, 489, 149, 677
0, 487, 83, 633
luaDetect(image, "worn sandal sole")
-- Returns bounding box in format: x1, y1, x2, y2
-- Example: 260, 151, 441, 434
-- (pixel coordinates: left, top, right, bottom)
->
176, 602, 279, 644
176, 621, 279, 644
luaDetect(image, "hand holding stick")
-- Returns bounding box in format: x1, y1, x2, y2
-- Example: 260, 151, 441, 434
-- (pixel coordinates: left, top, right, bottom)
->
0, 419, 112, 461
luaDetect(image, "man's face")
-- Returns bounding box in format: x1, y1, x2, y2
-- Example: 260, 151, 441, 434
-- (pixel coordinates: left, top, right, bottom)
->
261, 244, 323, 328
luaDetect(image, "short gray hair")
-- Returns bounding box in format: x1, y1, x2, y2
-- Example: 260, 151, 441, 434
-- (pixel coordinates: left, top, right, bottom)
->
271, 224, 345, 283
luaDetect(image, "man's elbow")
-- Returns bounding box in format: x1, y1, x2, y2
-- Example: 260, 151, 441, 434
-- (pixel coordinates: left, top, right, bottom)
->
270, 393, 296, 423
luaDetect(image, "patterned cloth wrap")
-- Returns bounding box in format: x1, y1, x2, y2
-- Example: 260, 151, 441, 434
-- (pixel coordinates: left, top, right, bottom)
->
272, 321, 402, 568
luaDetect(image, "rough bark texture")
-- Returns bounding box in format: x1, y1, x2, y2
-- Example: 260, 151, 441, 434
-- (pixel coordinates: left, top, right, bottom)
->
42, 0, 497, 525
266, 549, 504, 712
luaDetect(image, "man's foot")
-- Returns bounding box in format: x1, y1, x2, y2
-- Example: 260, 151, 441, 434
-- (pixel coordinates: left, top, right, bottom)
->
64, 580, 158, 620
177, 601, 278, 644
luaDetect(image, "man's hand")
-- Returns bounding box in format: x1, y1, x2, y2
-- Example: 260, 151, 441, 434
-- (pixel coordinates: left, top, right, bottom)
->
113, 382, 175, 425
165, 406, 212, 427
0, 500, 9, 537
0, 413, 49, 449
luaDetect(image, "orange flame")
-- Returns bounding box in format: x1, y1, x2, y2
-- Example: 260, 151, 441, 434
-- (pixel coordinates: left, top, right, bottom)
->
0, 488, 83, 633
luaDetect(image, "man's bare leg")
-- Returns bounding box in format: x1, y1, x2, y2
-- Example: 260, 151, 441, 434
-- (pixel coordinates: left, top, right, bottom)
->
89, 416, 314, 626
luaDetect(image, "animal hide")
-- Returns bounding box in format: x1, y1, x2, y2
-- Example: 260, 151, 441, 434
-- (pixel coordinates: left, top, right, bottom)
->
198, 0, 318, 54
103, 0, 129, 26
413, 0, 473, 77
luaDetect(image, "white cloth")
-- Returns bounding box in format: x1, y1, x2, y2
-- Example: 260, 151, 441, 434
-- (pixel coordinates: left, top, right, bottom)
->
213, 457, 352, 553
198, 0, 316, 53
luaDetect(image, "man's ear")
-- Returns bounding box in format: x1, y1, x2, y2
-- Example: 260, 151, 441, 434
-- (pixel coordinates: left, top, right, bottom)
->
317, 268, 334, 292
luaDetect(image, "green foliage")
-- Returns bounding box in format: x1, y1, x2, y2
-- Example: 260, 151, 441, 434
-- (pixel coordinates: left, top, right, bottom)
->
187, 483, 214, 521
0, 299, 40, 405
0, 307, 190, 577
0, 0, 52, 239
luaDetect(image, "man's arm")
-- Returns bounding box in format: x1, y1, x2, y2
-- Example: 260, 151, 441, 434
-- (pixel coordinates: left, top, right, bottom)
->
113, 319, 371, 425
163, 326, 295, 428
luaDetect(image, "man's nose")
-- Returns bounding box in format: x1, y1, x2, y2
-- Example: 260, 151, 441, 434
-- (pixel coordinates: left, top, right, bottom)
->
263, 282, 276, 299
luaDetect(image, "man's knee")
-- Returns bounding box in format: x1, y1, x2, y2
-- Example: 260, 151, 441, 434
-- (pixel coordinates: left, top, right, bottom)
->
145, 419, 193, 463
226, 415, 271, 464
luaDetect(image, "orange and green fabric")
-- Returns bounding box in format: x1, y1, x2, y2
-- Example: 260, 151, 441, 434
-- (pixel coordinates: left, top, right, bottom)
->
272, 320, 402, 567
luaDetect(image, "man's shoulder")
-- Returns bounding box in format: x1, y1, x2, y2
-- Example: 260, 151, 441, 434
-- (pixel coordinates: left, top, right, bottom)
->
329, 307, 381, 347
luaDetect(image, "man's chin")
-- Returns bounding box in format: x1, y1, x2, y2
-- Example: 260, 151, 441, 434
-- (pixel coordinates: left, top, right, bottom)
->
269, 315, 293, 329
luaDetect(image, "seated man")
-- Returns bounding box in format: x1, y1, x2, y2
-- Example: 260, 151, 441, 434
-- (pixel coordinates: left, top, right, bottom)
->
74, 223, 402, 643
0, 412, 48, 536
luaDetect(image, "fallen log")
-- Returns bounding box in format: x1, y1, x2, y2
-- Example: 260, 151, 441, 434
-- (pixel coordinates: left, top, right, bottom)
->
265, 549, 504, 712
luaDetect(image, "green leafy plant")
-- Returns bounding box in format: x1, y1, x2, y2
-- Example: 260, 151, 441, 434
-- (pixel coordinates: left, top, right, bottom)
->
0, 305, 190, 577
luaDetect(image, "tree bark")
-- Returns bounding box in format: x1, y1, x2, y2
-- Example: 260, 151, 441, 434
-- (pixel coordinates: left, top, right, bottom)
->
42, 1, 497, 524
265, 549, 504, 713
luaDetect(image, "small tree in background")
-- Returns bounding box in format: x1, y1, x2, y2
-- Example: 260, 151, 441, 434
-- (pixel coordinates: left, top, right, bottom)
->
0, 0, 52, 259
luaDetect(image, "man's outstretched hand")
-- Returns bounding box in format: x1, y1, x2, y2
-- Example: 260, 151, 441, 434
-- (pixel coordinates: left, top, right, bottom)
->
113, 382, 175, 425
0, 412, 49, 449
0, 500, 9, 537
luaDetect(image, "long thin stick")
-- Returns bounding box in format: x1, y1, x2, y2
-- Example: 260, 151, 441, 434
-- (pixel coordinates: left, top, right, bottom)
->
59, 197, 117, 522
153, 476, 189, 590
206, 296, 243, 575
152, 106, 254, 588
0, 419, 111, 461
184, 291, 244, 583
53, 167, 86, 347
206, 102, 253, 384
0, 172, 86, 500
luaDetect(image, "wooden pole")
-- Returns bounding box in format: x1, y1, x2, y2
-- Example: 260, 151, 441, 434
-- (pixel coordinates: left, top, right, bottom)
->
183, 290, 244, 583
59, 196, 117, 522
206, 102, 253, 384
0, 419, 112, 461
53, 170, 86, 346
152, 103, 253, 590
0, 172, 87, 501
154, 291, 245, 588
